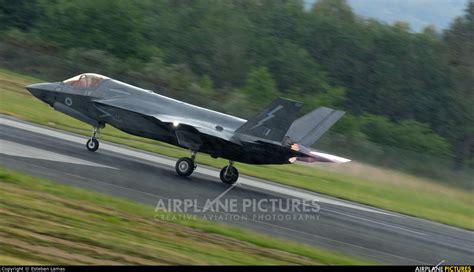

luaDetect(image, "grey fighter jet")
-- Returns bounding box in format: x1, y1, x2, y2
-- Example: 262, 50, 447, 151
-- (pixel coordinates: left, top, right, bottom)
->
26, 73, 350, 184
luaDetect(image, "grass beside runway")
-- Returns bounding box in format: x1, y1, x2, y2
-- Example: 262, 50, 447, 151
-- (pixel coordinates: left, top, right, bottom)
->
0, 68, 473, 231
0, 168, 366, 265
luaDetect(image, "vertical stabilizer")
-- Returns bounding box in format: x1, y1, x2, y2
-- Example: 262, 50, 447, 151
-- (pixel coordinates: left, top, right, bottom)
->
235, 98, 303, 142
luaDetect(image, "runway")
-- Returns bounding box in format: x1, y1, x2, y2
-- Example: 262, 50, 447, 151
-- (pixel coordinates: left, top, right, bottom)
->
1, 116, 473, 264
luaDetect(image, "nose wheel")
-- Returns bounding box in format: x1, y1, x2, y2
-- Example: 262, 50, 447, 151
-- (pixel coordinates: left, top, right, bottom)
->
86, 138, 99, 152
220, 161, 239, 185
86, 127, 100, 152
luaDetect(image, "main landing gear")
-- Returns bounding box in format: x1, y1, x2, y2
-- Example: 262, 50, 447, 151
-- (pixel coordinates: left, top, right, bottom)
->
86, 127, 100, 152
175, 151, 197, 177
220, 161, 239, 185
174, 152, 239, 185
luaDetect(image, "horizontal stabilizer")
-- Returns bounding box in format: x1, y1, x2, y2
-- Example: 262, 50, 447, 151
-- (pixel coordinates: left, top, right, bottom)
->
286, 107, 344, 146
236, 97, 303, 142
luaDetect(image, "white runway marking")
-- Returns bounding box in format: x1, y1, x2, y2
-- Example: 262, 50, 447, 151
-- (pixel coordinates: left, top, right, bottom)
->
0, 139, 117, 170
322, 208, 428, 236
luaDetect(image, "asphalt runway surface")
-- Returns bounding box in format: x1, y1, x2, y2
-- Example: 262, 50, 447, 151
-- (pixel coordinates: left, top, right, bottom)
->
1, 116, 473, 264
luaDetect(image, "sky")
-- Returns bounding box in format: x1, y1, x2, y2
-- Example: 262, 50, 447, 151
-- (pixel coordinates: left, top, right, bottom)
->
306, 0, 469, 32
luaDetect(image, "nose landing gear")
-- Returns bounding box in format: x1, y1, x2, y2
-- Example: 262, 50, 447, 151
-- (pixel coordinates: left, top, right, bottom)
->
86, 127, 100, 152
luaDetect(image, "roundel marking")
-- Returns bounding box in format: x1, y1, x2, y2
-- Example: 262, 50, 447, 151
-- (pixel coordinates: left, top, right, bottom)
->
65, 97, 73, 106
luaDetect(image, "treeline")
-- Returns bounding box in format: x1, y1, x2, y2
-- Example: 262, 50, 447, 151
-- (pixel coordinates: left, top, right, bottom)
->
0, 0, 472, 170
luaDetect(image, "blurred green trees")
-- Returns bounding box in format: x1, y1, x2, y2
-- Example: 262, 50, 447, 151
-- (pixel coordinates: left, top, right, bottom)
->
0, 0, 472, 170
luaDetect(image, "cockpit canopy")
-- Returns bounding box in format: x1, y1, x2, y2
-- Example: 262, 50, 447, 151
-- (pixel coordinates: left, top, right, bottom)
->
63, 73, 109, 88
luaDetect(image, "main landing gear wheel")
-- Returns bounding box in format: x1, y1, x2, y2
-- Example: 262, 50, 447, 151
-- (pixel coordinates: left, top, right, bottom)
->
220, 164, 239, 185
86, 138, 99, 152
175, 157, 195, 177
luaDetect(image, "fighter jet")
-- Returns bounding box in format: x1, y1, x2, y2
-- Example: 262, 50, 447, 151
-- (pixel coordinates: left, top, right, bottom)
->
26, 73, 350, 184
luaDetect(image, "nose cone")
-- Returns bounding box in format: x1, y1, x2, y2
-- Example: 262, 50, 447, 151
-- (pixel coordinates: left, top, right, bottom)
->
26, 83, 58, 105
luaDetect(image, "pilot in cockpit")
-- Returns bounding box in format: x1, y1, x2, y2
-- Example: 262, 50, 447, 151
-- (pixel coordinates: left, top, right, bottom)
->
63, 73, 108, 89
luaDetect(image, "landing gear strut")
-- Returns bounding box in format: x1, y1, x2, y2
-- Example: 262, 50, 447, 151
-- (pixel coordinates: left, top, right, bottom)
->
86, 127, 100, 152
220, 161, 239, 185
175, 151, 197, 177
174, 152, 239, 184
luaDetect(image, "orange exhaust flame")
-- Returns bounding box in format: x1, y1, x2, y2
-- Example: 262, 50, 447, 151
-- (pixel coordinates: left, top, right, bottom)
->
291, 143, 300, 151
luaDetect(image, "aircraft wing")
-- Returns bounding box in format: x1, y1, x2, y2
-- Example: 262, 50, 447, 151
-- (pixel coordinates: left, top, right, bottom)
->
149, 114, 237, 142
93, 97, 238, 143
